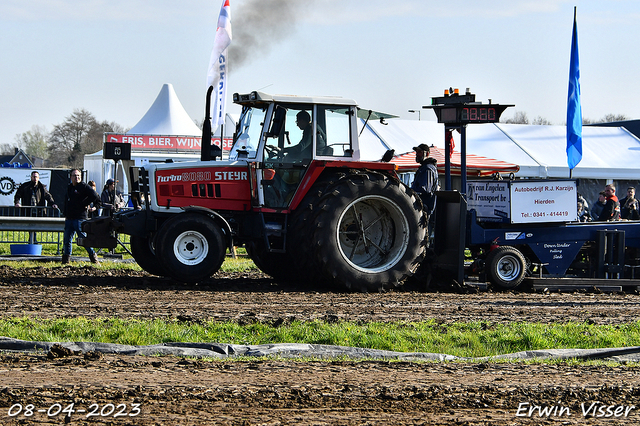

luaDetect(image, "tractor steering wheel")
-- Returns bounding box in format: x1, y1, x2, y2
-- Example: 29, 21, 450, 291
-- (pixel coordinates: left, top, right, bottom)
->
264, 144, 283, 159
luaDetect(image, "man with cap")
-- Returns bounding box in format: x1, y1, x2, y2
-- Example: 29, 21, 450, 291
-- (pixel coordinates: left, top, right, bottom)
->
411, 144, 439, 234
100, 178, 126, 216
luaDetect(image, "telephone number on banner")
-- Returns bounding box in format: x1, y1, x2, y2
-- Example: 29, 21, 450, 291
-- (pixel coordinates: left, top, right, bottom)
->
527, 211, 570, 218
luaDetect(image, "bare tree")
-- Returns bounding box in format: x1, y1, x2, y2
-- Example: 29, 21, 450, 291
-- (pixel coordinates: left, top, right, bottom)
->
47, 109, 124, 168
0, 144, 15, 155
15, 125, 49, 160
502, 111, 529, 124
48, 109, 97, 168
86, 120, 126, 155
600, 114, 628, 123
532, 116, 552, 125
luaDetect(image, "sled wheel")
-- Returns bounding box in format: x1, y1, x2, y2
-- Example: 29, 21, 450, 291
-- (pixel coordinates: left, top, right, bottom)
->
486, 246, 526, 289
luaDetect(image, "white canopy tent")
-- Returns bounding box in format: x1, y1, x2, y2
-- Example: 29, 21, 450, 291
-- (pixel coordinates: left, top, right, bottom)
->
363, 119, 640, 180
84, 83, 230, 197
127, 83, 202, 136
490, 123, 640, 180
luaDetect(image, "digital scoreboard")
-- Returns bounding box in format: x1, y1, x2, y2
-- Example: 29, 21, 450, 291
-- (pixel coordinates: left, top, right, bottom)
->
424, 88, 513, 125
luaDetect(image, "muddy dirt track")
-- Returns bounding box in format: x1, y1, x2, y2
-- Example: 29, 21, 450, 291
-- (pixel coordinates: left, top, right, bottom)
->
1, 264, 640, 425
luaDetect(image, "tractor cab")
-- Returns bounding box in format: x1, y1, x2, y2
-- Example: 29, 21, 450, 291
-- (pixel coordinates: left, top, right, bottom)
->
230, 91, 359, 209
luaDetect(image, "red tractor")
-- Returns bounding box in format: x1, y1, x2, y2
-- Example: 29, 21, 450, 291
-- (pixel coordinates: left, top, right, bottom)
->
80, 91, 427, 292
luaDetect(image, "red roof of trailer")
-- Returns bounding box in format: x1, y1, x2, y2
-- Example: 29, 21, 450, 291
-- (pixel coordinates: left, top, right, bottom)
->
391, 146, 520, 177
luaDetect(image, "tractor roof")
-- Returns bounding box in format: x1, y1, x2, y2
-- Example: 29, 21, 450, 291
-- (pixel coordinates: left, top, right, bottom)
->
233, 91, 398, 121
233, 91, 358, 107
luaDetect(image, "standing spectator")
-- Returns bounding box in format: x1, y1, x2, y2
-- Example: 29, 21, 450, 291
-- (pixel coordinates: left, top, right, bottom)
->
577, 193, 589, 212
87, 181, 99, 218
627, 200, 640, 221
100, 178, 126, 216
577, 201, 591, 222
62, 169, 101, 264
619, 187, 639, 220
411, 143, 439, 236
591, 191, 606, 219
13, 170, 57, 216
597, 184, 620, 221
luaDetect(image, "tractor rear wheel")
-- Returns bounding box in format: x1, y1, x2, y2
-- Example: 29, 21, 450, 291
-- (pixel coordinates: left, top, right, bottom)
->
156, 213, 226, 283
245, 240, 294, 281
309, 170, 426, 292
130, 235, 165, 277
287, 171, 349, 286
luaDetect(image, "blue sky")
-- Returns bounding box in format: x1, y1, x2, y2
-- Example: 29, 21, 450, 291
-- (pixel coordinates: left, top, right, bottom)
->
1, 0, 639, 146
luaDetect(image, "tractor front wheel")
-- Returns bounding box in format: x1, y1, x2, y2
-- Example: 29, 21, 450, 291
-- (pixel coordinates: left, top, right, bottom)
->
156, 214, 226, 283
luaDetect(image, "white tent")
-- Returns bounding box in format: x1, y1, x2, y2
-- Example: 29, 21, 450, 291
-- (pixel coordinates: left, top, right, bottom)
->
489, 123, 640, 179
127, 83, 201, 136
84, 83, 229, 196
363, 119, 640, 180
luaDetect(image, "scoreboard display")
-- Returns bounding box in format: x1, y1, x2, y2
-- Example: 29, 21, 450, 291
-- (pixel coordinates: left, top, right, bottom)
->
425, 89, 513, 124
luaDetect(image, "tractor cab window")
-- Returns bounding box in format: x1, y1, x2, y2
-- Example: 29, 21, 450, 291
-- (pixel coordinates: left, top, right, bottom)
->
229, 106, 265, 160
263, 106, 314, 163
261, 106, 314, 208
316, 106, 352, 157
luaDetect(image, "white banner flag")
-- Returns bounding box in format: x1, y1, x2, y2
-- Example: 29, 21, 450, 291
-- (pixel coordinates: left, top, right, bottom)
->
206, 0, 232, 130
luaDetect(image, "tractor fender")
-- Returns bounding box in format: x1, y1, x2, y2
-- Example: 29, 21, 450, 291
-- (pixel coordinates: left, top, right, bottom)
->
180, 206, 234, 251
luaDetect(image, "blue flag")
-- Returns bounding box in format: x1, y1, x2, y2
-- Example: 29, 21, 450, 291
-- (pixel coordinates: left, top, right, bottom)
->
566, 7, 582, 170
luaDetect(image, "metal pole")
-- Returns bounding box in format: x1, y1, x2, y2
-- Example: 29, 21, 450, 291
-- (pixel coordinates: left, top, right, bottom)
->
461, 125, 467, 197
444, 127, 452, 190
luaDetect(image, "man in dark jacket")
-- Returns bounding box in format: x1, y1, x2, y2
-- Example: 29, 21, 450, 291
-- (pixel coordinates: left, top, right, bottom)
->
411, 144, 438, 213
597, 184, 620, 221
411, 143, 439, 236
282, 110, 314, 160
13, 171, 57, 215
62, 169, 101, 264
619, 187, 640, 220
100, 178, 126, 216
591, 191, 606, 219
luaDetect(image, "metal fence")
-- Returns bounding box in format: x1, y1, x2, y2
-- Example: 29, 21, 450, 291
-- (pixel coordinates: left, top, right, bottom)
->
0, 206, 133, 256
0, 206, 65, 254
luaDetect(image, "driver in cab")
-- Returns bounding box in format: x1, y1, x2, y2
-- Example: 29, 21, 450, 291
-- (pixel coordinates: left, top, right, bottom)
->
282, 110, 313, 159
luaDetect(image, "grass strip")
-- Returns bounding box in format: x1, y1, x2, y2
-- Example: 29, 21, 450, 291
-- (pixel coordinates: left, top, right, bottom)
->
1, 318, 640, 358
0, 253, 256, 273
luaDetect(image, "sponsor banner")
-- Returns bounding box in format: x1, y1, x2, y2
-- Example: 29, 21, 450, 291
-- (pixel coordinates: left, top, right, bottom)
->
510, 180, 577, 224
0, 169, 52, 206
104, 133, 233, 151
466, 180, 510, 222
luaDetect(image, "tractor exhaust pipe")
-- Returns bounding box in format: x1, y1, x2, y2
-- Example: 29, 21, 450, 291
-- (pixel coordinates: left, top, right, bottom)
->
201, 86, 214, 162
